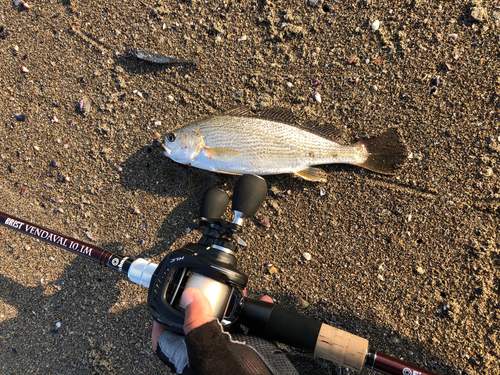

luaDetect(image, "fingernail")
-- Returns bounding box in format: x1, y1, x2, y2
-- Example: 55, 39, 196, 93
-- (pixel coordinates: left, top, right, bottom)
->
181, 288, 195, 307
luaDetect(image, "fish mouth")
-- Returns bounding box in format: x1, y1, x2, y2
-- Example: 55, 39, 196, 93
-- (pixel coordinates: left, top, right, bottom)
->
163, 144, 171, 156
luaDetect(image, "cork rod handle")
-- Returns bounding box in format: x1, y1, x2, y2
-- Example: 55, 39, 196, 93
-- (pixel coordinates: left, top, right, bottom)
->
314, 323, 369, 372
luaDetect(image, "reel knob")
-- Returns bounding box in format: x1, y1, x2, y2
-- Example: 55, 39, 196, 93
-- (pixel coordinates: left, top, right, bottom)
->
232, 175, 267, 226
200, 187, 230, 219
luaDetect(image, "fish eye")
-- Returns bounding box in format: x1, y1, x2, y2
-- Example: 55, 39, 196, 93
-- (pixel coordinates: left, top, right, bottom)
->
166, 132, 176, 142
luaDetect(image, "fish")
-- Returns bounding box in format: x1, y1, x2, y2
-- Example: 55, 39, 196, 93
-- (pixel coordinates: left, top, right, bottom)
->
162, 107, 407, 182
129, 48, 197, 64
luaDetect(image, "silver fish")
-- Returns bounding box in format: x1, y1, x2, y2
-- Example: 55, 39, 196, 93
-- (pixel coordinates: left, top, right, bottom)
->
129, 48, 197, 64
163, 107, 407, 182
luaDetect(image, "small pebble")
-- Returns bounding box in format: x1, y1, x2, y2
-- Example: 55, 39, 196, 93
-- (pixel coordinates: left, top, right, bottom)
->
416, 266, 425, 274
398, 307, 405, 318
268, 266, 278, 275
167, 95, 174, 102
14, 114, 26, 121
152, 120, 162, 127
49, 160, 59, 168
313, 91, 321, 103
286, 82, 293, 88
371, 20, 380, 31
471, 6, 486, 22
430, 77, 440, 86
49, 256, 55, 261
55, 322, 61, 328
319, 187, 326, 196
298, 297, 310, 308
453, 48, 463, 60
377, 274, 385, 281
51, 115, 59, 123
238, 35, 247, 42
85, 232, 99, 242
370, 85, 378, 92
21, 66, 29, 73
302, 252, 312, 261
256, 214, 271, 228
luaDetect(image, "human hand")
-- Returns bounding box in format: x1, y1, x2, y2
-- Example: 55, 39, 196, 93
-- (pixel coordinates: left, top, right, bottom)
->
152, 288, 272, 351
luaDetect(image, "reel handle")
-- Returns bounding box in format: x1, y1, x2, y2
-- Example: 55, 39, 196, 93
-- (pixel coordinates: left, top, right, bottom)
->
200, 187, 230, 219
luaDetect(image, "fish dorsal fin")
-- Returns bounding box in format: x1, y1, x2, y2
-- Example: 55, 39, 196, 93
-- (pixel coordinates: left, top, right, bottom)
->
298, 120, 345, 143
222, 106, 344, 143
223, 107, 255, 117
223, 106, 295, 124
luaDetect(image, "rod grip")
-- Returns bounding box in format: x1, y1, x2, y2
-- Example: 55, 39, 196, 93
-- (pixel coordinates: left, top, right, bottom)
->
238, 299, 369, 372
314, 323, 369, 372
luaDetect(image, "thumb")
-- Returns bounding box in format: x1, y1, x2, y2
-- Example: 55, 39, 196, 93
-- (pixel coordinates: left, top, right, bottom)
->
182, 287, 214, 334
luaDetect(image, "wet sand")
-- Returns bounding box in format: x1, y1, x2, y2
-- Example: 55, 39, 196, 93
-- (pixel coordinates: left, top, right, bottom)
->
1, 1, 499, 374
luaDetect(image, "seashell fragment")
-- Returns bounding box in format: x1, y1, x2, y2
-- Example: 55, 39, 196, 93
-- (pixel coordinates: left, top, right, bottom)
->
313, 91, 322, 103
79, 97, 91, 115
371, 20, 380, 31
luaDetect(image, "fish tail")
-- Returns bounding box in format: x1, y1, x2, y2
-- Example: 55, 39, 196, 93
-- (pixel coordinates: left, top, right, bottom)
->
354, 128, 407, 174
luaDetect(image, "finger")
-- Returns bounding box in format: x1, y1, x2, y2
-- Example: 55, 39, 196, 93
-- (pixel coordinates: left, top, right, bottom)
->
151, 320, 167, 351
259, 295, 273, 303
182, 287, 214, 334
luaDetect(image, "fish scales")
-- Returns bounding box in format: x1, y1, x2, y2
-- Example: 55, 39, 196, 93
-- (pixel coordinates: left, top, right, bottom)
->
190, 116, 365, 174
163, 108, 407, 181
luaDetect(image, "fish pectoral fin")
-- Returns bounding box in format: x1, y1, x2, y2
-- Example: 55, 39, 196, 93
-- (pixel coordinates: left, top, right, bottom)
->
203, 147, 242, 160
293, 167, 328, 182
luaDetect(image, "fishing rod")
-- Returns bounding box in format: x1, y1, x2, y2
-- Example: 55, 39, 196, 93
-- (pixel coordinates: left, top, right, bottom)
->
0, 174, 436, 375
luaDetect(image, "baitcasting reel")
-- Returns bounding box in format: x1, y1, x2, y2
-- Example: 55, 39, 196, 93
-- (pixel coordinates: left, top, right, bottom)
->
147, 174, 267, 333
0, 174, 438, 375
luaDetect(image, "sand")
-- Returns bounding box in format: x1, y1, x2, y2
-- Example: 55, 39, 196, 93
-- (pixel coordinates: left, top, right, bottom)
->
1, 0, 499, 374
